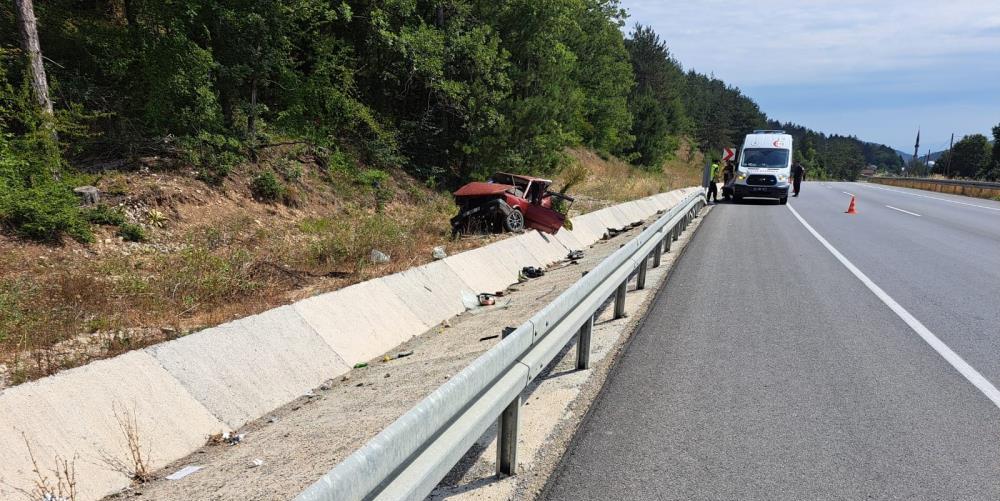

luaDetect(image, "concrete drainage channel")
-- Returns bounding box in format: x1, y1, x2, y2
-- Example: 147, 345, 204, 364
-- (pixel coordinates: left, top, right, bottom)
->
0, 187, 702, 501
297, 191, 707, 501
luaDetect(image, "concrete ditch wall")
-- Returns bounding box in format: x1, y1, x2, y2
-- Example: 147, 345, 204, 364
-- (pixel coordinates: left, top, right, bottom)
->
0, 187, 702, 500
869, 176, 1000, 200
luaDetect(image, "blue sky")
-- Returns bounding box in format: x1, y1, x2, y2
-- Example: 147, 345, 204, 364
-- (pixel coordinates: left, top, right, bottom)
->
621, 0, 1000, 152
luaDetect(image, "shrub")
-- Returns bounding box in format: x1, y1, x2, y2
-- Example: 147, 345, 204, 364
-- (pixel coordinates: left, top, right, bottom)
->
250, 171, 285, 202
276, 158, 304, 182
183, 134, 244, 185
355, 168, 389, 187
117, 223, 146, 242
85, 205, 126, 226
0, 183, 92, 243
308, 211, 406, 272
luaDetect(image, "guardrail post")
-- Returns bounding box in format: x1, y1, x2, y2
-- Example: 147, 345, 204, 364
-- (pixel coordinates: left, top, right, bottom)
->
497, 395, 520, 477
653, 237, 663, 268
576, 315, 594, 370
672, 225, 679, 242
614, 281, 627, 319
664, 232, 672, 252
637, 254, 649, 290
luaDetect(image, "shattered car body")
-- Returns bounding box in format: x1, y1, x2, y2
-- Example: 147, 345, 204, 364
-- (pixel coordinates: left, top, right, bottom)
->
451, 173, 573, 235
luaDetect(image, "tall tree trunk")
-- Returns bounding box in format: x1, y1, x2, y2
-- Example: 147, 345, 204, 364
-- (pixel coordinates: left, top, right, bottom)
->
13, 0, 54, 115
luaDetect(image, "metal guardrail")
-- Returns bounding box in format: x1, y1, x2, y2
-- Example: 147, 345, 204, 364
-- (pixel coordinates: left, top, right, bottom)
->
296, 191, 707, 501
868, 176, 1000, 189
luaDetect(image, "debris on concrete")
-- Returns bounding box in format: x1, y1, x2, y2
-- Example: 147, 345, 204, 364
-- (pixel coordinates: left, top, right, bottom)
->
567, 250, 584, 260
397, 350, 414, 359
479, 334, 500, 342
442, 319, 452, 328
223, 432, 245, 446
478, 294, 496, 306
369, 249, 391, 264
165, 465, 203, 480
461, 291, 481, 310
249, 458, 264, 468
521, 266, 545, 279
432, 246, 448, 260
353, 362, 368, 369
341, 375, 350, 382
319, 379, 335, 391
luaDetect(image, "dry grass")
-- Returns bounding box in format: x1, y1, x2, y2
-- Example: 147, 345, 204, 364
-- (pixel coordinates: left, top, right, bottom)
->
0, 159, 474, 385
0, 143, 701, 387
99, 402, 153, 484
558, 141, 703, 213
9, 434, 79, 501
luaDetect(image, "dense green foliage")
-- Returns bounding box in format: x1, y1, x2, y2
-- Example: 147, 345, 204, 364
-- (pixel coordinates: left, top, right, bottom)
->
1, 2, 941, 241
988, 126, 1000, 181
933, 133, 992, 179
0, 48, 93, 242
770, 121, 905, 181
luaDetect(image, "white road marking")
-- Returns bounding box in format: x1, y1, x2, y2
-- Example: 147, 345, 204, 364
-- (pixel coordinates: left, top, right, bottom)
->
885, 205, 922, 217
786, 203, 1000, 409
859, 183, 1000, 212
842, 191, 855, 197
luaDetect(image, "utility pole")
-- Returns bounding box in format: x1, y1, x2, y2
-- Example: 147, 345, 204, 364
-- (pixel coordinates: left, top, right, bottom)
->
946, 133, 954, 177
911, 127, 921, 177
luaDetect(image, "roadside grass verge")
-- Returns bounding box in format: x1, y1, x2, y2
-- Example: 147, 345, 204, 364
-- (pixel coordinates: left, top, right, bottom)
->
0, 144, 698, 386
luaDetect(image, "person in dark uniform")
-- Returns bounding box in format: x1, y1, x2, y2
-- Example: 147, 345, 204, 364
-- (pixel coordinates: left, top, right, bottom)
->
791, 160, 805, 197
722, 160, 735, 200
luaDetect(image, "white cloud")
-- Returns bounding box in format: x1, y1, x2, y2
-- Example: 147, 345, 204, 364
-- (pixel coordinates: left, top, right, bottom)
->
622, 0, 1000, 148
624, 0, 1000, 86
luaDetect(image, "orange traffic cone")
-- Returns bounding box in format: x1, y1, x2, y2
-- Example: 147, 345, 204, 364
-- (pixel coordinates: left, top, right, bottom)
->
845, 195, 857, 214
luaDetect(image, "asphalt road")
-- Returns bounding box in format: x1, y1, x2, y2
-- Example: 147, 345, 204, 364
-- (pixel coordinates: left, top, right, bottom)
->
543, 182, 1000, 500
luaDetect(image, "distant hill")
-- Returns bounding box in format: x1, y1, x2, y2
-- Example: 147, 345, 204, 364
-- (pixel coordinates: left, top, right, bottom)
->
896, 149, 947, 163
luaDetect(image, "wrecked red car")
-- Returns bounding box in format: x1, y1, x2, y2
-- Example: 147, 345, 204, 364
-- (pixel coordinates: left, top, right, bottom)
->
451, 173, 573, 235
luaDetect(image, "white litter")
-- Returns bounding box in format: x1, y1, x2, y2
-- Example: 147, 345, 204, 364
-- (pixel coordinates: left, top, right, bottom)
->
461, 291, 480, 310
166, 465, 203, 480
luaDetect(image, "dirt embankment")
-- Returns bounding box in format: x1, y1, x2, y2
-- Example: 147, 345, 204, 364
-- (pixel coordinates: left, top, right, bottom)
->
0, 145, 701, 388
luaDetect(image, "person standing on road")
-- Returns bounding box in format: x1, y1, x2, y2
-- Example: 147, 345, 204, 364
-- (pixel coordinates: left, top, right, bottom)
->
721, 160, 735, 201
791, 160, 805, 197
707, 162, 719, 203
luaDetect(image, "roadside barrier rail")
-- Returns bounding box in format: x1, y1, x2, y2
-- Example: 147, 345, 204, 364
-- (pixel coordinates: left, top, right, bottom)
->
297, 191, 707, 501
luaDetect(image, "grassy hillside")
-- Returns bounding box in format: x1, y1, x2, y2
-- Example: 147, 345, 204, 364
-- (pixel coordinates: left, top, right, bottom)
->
0, 146, 699, 387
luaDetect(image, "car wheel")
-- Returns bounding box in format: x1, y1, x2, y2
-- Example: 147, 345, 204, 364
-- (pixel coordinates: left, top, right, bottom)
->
503, 208, 524, 232
779, 197, 788, 205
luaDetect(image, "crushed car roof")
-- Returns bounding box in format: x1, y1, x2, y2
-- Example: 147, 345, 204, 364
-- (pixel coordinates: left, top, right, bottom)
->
453, 182, 512, 197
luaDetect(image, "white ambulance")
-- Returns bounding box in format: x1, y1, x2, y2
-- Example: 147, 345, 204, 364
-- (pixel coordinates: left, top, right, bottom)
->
732, 130, 793, 204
